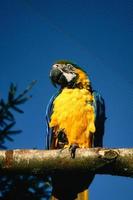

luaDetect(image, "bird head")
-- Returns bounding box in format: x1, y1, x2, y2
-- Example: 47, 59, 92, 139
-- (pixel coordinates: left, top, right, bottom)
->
50, 60, 91, 90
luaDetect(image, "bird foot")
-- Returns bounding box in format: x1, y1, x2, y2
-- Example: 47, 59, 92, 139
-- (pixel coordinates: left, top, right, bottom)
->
69, 143, 79, 158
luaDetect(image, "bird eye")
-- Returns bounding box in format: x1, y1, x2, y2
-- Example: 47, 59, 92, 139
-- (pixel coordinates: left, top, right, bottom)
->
67, 64, 73, 70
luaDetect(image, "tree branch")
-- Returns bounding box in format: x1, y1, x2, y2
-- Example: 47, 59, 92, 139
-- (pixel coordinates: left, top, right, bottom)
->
0, 148, 133, 178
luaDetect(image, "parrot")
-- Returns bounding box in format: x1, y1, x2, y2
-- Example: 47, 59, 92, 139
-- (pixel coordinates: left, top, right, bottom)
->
45, 60, 106, 200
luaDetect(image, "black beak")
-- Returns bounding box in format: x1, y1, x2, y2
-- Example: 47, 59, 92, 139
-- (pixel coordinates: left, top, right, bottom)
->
50, 68, 62, 87
50, 67, 68, 87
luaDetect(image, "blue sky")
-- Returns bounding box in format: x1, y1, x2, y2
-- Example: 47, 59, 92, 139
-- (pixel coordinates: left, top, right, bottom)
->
0, 0, 133, 199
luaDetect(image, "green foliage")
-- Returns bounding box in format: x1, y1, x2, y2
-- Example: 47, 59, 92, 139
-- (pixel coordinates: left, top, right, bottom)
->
0, 80, 36, 149
0, 81, 52, 200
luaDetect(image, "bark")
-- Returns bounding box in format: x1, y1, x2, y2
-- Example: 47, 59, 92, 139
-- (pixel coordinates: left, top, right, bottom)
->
0, 148, 133, 178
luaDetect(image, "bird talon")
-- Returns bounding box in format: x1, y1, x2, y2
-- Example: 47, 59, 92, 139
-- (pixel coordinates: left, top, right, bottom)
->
69, 143, 79, 158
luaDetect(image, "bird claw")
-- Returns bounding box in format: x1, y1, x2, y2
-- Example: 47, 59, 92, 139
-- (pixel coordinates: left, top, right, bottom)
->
69, 143, 79, 158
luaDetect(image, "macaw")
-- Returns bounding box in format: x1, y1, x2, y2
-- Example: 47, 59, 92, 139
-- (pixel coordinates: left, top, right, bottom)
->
46, 61, 106, 200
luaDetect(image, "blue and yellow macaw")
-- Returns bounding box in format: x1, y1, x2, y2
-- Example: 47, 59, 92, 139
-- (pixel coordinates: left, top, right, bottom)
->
46, 61, 105, 200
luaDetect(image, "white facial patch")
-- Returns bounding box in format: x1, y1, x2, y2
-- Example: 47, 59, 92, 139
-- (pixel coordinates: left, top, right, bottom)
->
51, 63, 76, 83
63, 72, 76, 82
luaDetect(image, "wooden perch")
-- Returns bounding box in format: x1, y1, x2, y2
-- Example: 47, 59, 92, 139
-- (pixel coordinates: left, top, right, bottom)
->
0, 148, 133, 178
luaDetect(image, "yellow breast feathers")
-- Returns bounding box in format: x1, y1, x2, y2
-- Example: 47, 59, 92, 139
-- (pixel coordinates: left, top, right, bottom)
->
49, 88, 96, 148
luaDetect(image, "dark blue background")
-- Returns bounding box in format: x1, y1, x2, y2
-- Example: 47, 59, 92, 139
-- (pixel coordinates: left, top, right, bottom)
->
0, 0, 132, 199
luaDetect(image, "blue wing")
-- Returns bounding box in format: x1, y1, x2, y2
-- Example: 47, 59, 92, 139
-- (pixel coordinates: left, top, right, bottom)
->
93, 91, 106, 147
45, 91, 60, 149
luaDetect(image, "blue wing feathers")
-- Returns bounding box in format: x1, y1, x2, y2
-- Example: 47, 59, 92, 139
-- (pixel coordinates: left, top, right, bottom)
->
93, 91, 106, 147
45, 91, 60, 149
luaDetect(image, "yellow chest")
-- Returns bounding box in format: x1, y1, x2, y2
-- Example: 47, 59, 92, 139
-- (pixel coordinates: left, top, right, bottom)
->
49, 88, 95, 147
